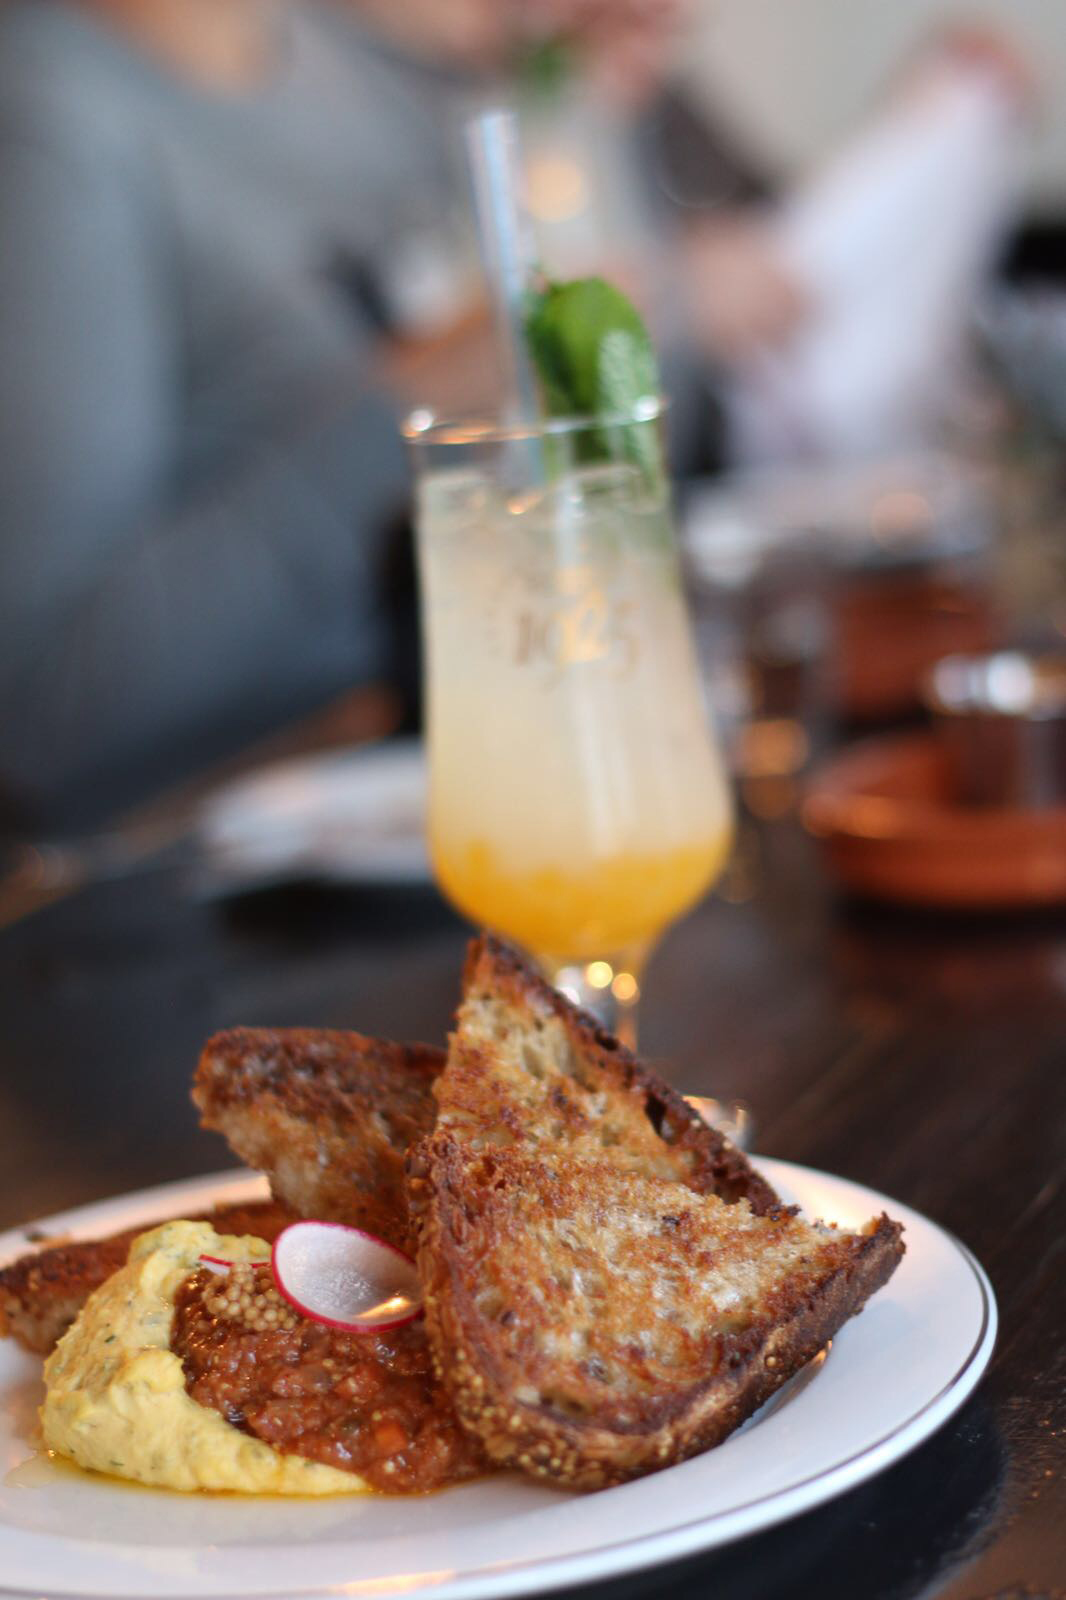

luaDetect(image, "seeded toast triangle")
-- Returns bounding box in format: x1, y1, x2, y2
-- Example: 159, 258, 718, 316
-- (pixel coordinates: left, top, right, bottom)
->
430, 934, 778, 1213
411, 1135, 904, 1488
193, 1028, 443, 1250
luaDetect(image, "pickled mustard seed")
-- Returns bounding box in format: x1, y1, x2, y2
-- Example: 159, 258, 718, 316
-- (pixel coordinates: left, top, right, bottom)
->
201, 1263, 299, 1333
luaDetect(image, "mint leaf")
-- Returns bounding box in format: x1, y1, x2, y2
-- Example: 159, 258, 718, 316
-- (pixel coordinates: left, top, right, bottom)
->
525, 278, 656, 414
524, 278, 664, 489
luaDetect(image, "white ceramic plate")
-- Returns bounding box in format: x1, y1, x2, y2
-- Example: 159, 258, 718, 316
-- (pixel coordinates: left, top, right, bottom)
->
0, 1161, 995, 1600
196, 740, 428, 891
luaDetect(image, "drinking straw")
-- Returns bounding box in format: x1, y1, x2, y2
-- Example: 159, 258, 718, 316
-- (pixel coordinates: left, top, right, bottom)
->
465, 107, 543, 430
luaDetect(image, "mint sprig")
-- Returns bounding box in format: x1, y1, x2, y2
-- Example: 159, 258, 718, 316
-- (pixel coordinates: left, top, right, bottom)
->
524, 277, 664, 489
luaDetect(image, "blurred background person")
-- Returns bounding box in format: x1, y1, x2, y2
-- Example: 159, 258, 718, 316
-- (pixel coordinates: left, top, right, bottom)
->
0, 0, 502, 835
0, 0, 400, 830
709, 28, 1032, 464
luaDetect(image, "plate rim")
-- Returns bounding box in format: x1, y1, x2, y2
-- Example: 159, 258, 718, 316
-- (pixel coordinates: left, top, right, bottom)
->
0, 1160, 997, 1600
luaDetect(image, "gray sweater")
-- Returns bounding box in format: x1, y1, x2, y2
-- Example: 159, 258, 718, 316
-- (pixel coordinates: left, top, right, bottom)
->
0, 1, 450, 827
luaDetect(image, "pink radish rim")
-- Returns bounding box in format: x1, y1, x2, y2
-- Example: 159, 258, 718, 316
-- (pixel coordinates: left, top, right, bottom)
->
270, 1221, 422, 1334
199, 1254, 234, 1271
198, 1253, 270, 1272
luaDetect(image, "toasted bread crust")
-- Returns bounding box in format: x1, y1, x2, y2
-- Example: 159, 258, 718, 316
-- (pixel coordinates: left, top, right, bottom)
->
436, 935, 778, 1213
0, 1199, 291, 1355
193, 1028, 444, 1249
414, 1138, 905, 1489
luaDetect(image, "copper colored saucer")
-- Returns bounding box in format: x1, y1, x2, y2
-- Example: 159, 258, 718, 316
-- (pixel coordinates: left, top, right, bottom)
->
803, 732, 1066, 908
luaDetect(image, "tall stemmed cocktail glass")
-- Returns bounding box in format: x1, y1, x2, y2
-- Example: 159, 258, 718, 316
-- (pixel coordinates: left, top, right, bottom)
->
407, 400, 732, 1047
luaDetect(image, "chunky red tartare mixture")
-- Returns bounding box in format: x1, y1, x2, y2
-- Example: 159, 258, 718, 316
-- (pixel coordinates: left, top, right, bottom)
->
171, 1264, 484, 1494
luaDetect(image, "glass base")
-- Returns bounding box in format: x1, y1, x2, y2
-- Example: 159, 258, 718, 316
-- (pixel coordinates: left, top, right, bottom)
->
546, 950, 646, 1050
684, 1096, 755, 1152
540, 953, 754, 1152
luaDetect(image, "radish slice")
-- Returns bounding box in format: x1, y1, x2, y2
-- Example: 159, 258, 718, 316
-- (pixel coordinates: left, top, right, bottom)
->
271, 1222, 421, 1333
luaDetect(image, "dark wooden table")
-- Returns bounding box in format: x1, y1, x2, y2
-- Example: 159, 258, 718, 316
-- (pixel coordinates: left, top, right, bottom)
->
0, 811, 1063, 1599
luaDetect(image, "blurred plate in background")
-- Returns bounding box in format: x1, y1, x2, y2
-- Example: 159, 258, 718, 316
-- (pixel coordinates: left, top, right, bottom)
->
197, 739, 428, 893
683, 451, 992, 589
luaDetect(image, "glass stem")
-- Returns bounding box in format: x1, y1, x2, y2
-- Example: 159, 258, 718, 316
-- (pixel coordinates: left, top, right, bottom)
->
542, 944, 651, 1050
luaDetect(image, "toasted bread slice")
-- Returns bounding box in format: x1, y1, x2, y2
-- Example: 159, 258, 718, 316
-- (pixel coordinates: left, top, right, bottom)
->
412, 1136, 905, 1489
193, 1028, 443, 1249
432, 935, 778, 1213
0, 1199, 291, 1355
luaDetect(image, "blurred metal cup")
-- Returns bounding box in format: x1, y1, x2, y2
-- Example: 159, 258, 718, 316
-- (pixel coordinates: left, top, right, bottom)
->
923, 652, 1066, 808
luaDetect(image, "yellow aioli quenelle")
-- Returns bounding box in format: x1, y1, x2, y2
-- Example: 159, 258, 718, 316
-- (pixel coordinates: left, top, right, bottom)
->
41, 1221, 369, 1495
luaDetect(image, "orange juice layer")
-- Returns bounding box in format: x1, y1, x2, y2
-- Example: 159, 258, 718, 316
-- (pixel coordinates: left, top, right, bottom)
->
432, 836, 731, 961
